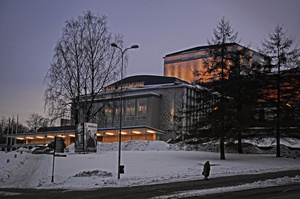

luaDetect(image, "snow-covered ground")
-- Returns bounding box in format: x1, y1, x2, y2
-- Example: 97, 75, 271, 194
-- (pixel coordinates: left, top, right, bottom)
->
0, 140, 300, 194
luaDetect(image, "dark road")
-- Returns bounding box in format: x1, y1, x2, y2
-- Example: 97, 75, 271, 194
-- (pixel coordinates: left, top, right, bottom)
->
1, 170, 300, 199
200, 183, 300, 199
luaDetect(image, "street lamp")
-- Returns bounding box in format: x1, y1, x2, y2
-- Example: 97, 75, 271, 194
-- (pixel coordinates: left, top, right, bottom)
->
111, 42, 139, 179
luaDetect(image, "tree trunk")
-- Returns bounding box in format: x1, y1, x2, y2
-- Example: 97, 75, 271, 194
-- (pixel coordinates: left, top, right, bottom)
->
220, 133, 225, 159
238, 128, 243, 154
276, 53, 281, 157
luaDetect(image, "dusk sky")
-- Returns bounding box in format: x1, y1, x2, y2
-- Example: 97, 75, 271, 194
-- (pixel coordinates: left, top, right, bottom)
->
1, 0, 300, 124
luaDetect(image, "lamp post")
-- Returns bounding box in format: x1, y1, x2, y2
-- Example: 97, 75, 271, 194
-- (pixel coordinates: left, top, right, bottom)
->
111, 43, 139, 179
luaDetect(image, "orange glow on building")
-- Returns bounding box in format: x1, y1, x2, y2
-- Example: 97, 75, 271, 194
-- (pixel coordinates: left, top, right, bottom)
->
164, 59, 211, 83
258, 71, 300, 102
164, 43, 268, 84
57, 135, 66, 138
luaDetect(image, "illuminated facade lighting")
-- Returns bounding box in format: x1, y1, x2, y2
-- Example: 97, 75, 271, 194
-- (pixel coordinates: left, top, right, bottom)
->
16, 137, 24, 140
69, 134, 75, 137
47, 135, 55, 138
26, 137, 34, 139
132, 131, 141, 134
164, 43, 268, 84
106, 132, 114, 135
36, 136, 44, 139
147, 130, 155, 133
57, 135, 65, 138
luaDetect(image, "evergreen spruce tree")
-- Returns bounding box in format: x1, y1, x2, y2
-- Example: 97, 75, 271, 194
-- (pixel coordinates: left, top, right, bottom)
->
260, 24, 300, 157
203, 17, 240, 159
190, 17, 268, 158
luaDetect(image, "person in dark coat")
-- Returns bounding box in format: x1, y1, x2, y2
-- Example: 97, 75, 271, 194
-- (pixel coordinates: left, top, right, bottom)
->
202, 161, 210, 180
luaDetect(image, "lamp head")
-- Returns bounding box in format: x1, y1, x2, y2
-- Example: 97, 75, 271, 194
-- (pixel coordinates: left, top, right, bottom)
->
111, 43, 118, 48
131, 44, 139, 49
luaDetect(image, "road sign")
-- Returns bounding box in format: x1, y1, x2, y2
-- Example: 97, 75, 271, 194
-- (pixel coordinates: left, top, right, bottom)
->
55, 137, 65, 153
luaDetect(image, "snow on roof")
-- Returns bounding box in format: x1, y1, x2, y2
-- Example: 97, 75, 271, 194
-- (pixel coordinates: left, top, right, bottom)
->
106, 75, 190, 88
97, 78, 209, 99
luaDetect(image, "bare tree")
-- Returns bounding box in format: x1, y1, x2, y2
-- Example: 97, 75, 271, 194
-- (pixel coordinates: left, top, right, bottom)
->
260, 24, 300, 157
1, 116, 7, 144
26, 113, 49, 132
44, 11, 124, 125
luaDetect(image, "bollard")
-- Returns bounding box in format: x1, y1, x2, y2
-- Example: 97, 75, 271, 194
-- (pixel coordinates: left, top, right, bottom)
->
20, 151, 23, 154
14, 154, 17, 158
7, 159, 9, 163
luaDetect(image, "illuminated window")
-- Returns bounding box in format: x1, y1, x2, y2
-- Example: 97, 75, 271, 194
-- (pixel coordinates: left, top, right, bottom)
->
104, 104, 113, 122
114, 101, 120, 121
137, 98, 147, 120
126, 99, 136, 121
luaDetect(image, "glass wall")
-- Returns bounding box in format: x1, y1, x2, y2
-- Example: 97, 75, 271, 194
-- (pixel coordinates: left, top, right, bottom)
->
97, 98, 148, 128
137, 98, 147, 120
126, 99, 136, 121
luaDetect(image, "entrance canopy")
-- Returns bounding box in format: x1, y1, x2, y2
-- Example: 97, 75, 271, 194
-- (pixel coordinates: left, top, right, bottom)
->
97, 126, 164, 143
4, 125, 164, 146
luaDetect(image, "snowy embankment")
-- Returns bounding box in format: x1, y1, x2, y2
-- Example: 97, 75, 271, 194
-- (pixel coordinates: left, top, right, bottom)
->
151, 176, 300, 199
0, 140, 300, 191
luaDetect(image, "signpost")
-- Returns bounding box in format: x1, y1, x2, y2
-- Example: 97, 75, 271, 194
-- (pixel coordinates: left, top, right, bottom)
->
51, 136, 66, 182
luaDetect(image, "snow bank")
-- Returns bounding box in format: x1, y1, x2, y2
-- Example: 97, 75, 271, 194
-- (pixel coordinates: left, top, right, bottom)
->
0, 148, 51, 188
244, 137, 300, 148
151, 176, 300, 199
67, 139, 300, 158
67, 140, 169, 152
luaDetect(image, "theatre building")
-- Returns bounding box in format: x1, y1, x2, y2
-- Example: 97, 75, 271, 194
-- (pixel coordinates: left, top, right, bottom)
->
82, 75, 215, 142
6, 75, 215, 146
